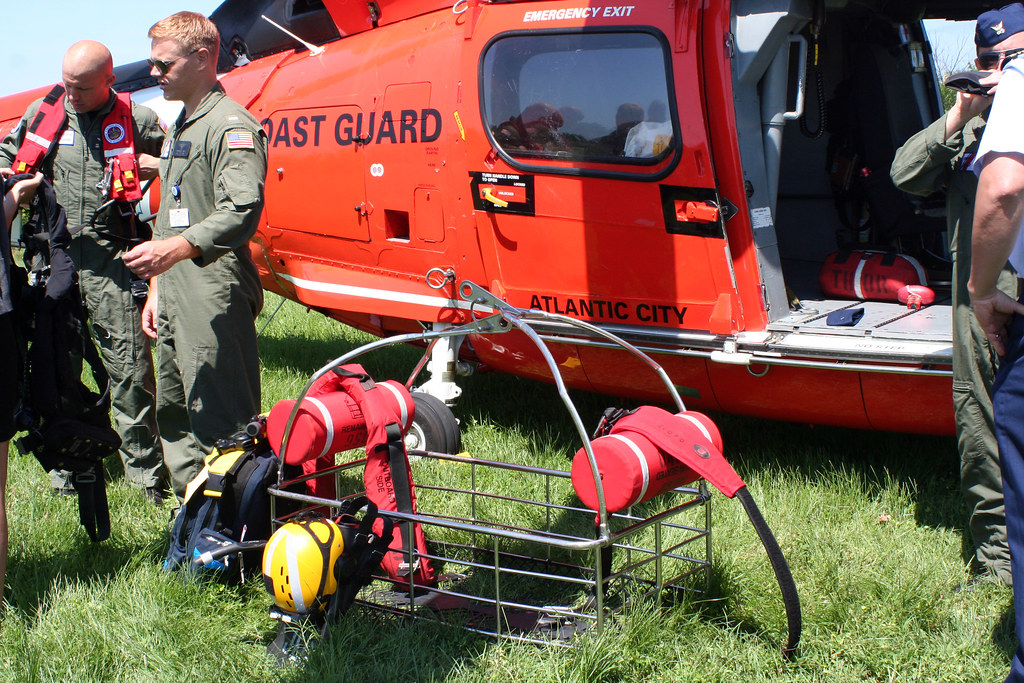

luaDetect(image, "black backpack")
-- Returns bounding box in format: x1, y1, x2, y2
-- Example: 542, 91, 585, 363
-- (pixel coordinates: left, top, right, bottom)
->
8, 174, 120, 542
164, 418, 279, 580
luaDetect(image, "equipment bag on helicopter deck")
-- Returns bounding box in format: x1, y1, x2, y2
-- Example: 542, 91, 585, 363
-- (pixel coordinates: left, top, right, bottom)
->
265, 364, 436, 588
8, 174, 119, 543
818, 250, 927, 302
573, 406, 802, 658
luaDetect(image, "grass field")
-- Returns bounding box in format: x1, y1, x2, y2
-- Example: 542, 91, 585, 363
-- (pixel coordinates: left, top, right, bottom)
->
0, 293, 1016, 682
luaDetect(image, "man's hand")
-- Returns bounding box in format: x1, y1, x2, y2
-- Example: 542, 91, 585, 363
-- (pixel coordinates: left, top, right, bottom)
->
9, 172, 42, 205
0, 167, 43, 205
121, 235, 199, 280
2, 171, 42, 226
970, 289, 1024, 356
137, 153, 159, 181
946, 89, 993, 139
980, 69, 1004, 94
141, 277, 158, 339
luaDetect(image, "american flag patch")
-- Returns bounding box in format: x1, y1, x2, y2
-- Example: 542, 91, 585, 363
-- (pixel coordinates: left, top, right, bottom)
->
226, 130, 254, 149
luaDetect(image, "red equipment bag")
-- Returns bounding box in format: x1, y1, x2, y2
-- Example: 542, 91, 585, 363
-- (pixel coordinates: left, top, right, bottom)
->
572, 406, 801, 657
571, 409, 726, 513
267, 376, 414, 465
818, 250, 927, 302
266, 365, 435, 587
266, 369, 413, 503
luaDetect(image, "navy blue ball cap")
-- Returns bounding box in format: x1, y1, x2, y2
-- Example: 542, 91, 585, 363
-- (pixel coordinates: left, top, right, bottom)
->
977, 3, 1024, 48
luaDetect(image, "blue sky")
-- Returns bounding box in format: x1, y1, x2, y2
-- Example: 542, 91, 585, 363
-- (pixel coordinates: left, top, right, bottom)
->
0, 9, 977, 99
923, 19, 978, 73
0, 1, 221, 98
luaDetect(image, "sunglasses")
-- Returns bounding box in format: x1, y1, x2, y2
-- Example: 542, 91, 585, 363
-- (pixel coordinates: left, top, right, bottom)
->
977, 47, 1024, 71
147, 48, 199, 75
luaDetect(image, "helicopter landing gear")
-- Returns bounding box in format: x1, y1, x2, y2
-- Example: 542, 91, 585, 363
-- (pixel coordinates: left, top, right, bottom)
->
415, 324, 467, 405
407, 392, 462, 454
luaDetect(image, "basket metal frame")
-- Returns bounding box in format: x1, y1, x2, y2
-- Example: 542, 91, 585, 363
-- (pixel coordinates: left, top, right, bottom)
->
267, 281, 712, 643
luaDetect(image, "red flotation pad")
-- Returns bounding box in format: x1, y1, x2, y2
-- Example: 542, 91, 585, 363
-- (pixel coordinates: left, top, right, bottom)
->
819, 250, 926, 302
571, 407, 735, 514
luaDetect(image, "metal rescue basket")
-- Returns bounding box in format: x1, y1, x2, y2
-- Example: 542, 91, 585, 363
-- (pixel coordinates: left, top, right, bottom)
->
267, 281, 712, 645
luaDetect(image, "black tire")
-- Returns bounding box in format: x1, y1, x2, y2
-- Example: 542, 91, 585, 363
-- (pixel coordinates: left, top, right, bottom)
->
406, 393, 462, 454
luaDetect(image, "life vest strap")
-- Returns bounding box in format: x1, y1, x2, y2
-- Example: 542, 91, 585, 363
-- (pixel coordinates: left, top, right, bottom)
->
12, 88, 143, 203
12, 84, 66, 174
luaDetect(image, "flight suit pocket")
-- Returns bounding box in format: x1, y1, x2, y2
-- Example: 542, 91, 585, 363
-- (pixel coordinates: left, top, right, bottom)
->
218, 164, 260, 208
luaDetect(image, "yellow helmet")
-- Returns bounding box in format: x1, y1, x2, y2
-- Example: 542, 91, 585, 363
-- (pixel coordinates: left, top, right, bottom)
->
262, 517, 347, 614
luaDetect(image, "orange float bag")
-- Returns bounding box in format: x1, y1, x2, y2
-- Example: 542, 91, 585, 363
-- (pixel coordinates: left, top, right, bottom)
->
571, 407, 732, 514
266, 365, 434, 587
571, 405, 800, 656
818, 250, 927, 301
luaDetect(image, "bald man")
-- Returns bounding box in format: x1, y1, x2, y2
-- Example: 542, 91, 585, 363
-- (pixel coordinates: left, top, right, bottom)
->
0, 40, 168, 502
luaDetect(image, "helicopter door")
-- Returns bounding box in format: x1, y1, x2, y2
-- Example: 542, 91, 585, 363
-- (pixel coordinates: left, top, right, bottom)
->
263, 105, 370, 241
362, 82, 448, 250
475, 24, 733, 333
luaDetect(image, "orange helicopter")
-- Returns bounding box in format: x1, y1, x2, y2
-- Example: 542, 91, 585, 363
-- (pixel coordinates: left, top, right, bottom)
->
0, 0, 989, 444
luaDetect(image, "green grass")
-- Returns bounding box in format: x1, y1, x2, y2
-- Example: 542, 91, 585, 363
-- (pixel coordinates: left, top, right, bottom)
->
0, 293, 1015, 682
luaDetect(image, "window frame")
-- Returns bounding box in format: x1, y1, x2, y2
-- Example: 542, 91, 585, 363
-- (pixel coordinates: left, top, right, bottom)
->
479, 27, 683, 182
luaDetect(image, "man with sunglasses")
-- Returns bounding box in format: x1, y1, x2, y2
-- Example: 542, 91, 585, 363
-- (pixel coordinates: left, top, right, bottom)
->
121, 12, 267, 500
891, 4, 1024, 589
0, 40, 167, 503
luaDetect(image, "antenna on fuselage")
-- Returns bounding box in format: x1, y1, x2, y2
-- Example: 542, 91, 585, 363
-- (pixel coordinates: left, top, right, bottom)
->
259, 14, 326, 56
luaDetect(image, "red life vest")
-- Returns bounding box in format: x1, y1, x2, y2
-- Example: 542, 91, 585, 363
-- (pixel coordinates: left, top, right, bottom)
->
12, 85, 143, 202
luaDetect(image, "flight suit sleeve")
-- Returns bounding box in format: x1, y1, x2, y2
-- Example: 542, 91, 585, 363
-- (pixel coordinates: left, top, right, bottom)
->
889, 114, 960, 197
131, 102, 166, 158
181, 123, 268, 266
0, 104, 36, 169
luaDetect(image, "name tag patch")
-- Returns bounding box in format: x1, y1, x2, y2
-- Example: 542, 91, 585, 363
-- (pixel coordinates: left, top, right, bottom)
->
59, 129, 75, 146
173, 140, 192, 158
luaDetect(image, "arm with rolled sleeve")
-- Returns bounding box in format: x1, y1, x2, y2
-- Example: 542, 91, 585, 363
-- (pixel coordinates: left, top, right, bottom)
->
892, 87, 993, 196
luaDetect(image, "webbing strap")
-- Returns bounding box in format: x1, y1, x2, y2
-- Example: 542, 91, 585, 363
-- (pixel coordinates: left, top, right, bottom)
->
13, 85, 65, 174
604, 406, 801, 657
736, 486, 802, 657
384, 424, 413, 513
73, 464, 110, 542
338, 367, 415, 561
381, 422, 416, 571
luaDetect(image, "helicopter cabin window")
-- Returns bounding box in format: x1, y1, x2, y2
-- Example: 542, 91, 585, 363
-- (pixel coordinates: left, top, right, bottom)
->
482, 32, 676, 165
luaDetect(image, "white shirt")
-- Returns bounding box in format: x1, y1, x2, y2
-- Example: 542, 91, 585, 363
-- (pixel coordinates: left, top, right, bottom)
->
971, 58, 1024, 273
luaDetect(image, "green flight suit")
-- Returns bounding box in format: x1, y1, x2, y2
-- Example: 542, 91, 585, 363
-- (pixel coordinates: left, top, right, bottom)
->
154, 86, 266, 498
0, 91, 166, 490
891, 112, 1017, 585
